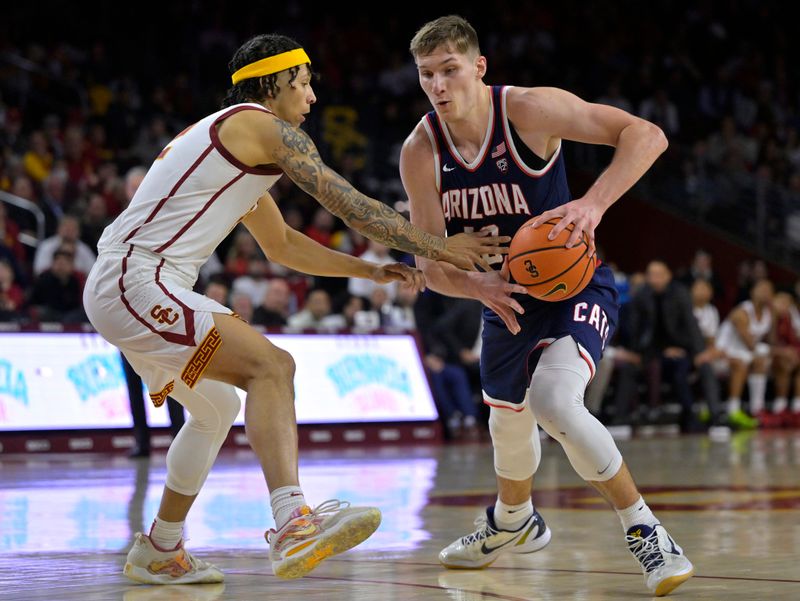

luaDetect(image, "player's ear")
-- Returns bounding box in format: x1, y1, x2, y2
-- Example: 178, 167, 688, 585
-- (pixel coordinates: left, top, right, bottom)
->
475, 55, 487, 80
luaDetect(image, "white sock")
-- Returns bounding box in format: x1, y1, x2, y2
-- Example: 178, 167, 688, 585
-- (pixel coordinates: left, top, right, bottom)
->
792, 397, 800, 413
616, 496, 659, 532
773, 397, 788, 413
149, 517, 184, 551
727, 398, 741, 413
748, 374, 767, 413
494, 498, 533, 531
271, 486, 307, 528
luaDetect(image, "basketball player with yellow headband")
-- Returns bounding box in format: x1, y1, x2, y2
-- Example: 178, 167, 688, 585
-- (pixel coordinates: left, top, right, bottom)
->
85, 34, 509, 586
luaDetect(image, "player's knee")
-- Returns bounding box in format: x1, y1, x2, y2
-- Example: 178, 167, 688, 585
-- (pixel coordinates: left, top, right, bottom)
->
528, 367, 584, 436
245, 346, 295, 387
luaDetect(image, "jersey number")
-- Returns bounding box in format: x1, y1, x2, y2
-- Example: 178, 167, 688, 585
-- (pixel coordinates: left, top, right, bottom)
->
464, 225, 504, 267
155, 124, 196, 161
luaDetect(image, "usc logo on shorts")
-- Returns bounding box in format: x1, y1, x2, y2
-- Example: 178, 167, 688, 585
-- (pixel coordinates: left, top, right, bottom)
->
150, 304, 180, 325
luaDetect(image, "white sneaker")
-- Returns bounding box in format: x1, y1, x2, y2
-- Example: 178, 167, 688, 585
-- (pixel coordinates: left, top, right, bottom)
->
626, 524, 694, 596
123, 533, 224, 585
267, 499, 381, 579
439, 506, 551, 569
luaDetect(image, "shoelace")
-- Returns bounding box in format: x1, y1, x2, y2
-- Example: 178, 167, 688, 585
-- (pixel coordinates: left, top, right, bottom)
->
460, 514, 499, 545
626, 530, 665, 573
267, 498, 351, 543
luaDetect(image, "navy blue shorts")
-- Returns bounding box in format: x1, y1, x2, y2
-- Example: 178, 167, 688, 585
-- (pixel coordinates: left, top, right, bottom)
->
480, 263, 619, 407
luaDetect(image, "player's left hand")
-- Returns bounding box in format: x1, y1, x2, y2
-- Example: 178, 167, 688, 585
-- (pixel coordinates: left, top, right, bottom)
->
371, 262, 426, 292
529, 197, 603, 253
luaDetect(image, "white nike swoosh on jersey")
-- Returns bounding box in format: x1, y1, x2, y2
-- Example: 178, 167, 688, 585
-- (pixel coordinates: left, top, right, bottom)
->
443, 164, 456, 172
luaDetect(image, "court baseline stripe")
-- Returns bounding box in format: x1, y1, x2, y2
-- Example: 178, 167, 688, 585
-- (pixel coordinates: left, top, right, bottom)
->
324, 558, 800, 584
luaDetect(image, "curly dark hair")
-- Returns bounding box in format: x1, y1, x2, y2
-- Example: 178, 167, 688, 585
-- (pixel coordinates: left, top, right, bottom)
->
221, 34, 310, 108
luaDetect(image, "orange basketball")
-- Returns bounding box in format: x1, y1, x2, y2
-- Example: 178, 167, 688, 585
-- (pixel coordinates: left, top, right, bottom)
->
508, 218, 596, 302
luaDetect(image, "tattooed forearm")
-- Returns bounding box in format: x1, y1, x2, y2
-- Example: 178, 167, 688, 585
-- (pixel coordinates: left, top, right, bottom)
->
272, 121, 446, 258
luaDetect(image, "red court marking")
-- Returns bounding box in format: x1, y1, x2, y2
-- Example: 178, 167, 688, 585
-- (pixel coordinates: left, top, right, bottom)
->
427, 484, 800, 511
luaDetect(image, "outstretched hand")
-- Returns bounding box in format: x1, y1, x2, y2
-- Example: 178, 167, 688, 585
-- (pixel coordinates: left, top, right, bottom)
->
440, 230, 511, 271
370, 262, 426, 292
470, 259, 527, 335
529, 197, 603, 254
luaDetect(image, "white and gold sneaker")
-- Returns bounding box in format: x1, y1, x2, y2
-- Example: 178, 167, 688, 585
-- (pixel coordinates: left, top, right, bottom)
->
626, 523, 694, 596
439, 506, 551, 569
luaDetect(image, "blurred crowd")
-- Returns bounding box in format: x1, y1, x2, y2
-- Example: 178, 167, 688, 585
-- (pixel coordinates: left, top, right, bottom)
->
1, 2, 799, 437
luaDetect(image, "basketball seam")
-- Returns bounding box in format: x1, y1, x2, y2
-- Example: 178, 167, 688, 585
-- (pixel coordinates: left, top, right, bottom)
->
513, 245, 588, 287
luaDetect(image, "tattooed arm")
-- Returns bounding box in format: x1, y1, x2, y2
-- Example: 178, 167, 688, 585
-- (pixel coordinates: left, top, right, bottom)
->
263, 118, 506, 271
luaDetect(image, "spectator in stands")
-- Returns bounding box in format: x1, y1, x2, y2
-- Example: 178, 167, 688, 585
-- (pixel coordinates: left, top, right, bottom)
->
769, 292, 800, 427
0, 201, 26, 269
203, 275, 230, 307
230, 291, 255, 323
677, 249, 724, 305
385, 280, 419, 331
347, 239, 398, 301
80, 193, 109, 252
716, 279, 774, 429
224, 229, 263, 278
0, 258, 24, 321
621, 261, 705, 431
27, 247, 85, 322
319, 293, 365, 332
303, 207, 336, 248
287, 288, 332, 331
22, 130, 53, 183
33, 214, 96, 276
420, 294, 483, 439
690, 278, 728, 426
638, 89, 680, 137
252, 278, 292, 327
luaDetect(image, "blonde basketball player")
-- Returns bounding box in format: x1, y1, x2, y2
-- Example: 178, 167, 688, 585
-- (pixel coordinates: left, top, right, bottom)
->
83, 33, 507, 585
400, 16, 693, 596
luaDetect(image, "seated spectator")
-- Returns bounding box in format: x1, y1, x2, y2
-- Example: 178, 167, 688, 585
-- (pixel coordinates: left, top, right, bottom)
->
347, 240, 398, 301
287, 288, 332, 331
677, 249, 724, 306
384, 281, 419, 331
33, 214, 96, 276
319, 294, 365, 332
620, 261, 706, 431
229, 291, 255, 323
716, 279, 774, 429
22, 130, 53, 183
769, 292, 800, 427
690, 279, 727, 426
27, 247, 85, 323
204, 275, 230, 307
303, 207, 335, 248
0, 258, 24, 322
252, 278, 292, 327
224, 229, 263, 278
80, 193, 110, 252
0, 201, 26, 268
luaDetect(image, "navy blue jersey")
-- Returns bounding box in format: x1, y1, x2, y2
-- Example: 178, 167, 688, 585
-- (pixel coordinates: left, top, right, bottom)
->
422, 85, 571, 270
422, 85, 619, 406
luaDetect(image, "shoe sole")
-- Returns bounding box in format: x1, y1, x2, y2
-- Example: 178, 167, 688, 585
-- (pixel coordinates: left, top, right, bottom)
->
440, 525, 552, 569
654, 567, 694, 597
123, 562, 225, 585
273, 508, 381, 579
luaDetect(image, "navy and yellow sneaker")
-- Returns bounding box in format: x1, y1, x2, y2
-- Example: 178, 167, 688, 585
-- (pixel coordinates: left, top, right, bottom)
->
626, 523, 693, 596
439, 506, 551, 569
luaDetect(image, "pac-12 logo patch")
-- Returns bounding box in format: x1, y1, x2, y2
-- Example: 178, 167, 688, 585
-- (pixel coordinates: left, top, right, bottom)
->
496, 158, 509, 173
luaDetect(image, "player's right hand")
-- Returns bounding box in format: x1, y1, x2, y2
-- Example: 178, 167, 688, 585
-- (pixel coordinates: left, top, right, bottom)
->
470, 259, 527, 335
439, 231, 511, 271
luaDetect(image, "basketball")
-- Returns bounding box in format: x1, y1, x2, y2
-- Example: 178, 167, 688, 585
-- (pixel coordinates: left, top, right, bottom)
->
508, 218, 596, 302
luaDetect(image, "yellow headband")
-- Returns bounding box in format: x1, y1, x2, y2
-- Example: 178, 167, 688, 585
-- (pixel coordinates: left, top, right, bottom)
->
231, 48, 311, 84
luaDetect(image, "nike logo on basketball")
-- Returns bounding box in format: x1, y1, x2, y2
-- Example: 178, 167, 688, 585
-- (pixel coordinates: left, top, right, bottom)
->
443, 164, 455, 172
542, 282, 568, 298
